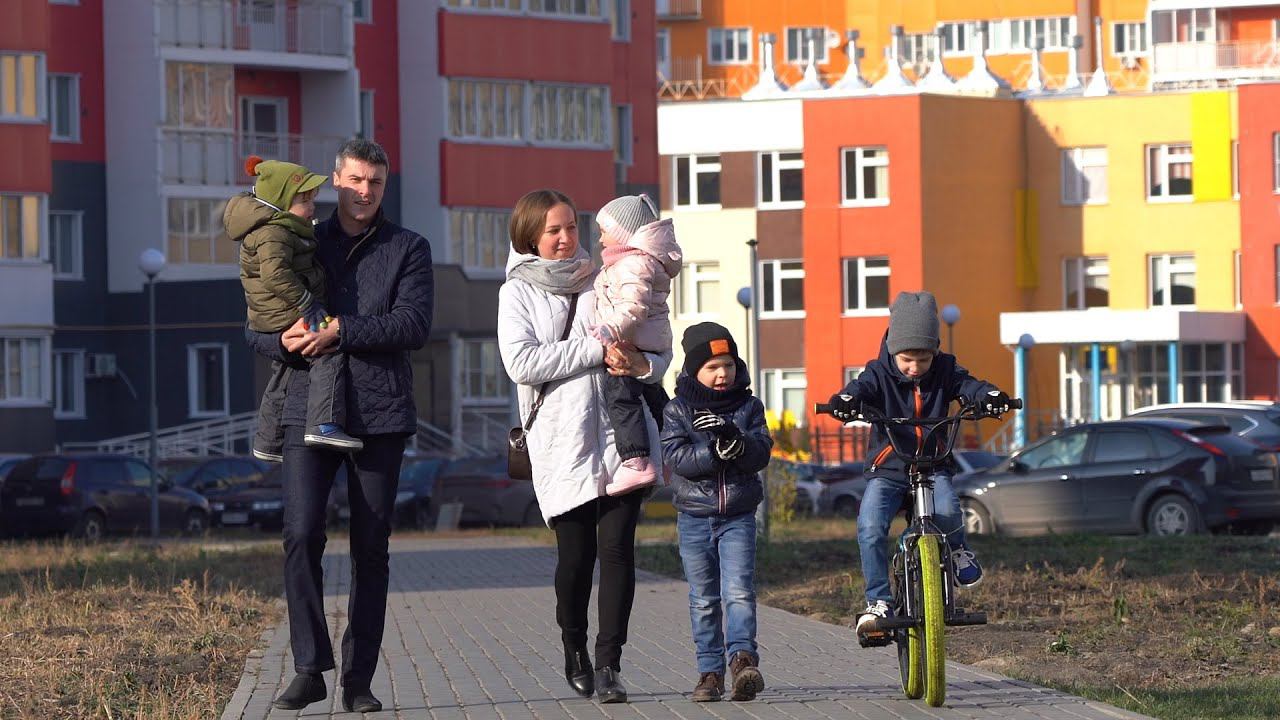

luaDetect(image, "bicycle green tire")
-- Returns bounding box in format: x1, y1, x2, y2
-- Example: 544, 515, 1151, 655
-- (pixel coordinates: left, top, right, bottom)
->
919, 535, 947, 707
900, 625, 924, 698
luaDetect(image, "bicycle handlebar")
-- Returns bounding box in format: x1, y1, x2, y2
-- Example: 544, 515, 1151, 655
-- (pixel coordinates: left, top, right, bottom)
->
812, 397, 1023, 421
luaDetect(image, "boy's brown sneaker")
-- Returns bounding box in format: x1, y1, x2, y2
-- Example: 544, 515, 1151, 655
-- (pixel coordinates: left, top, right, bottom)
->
728, 651, 764, 701
690, 672, 723, 702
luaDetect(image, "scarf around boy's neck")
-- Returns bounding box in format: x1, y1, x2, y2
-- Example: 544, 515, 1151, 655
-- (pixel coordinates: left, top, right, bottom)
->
676, 360, 753, 413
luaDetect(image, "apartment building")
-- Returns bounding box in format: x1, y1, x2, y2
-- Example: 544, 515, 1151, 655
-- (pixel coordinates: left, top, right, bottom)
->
0, 0, 656, 454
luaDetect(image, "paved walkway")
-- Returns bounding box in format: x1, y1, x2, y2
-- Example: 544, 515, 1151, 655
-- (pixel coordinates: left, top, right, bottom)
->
222, 536, 1152, 720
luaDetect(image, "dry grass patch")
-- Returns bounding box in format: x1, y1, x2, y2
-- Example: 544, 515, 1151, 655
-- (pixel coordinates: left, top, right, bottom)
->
0, 539, 282, 720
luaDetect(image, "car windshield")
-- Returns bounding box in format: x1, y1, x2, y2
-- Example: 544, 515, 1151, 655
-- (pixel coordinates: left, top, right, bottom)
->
957, 451, 1002, 470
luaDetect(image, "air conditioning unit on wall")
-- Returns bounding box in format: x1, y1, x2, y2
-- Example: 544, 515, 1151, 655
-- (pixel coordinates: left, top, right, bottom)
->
85, 353, 118, 379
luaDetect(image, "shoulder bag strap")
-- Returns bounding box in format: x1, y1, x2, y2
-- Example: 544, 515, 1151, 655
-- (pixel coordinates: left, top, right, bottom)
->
523, 292, 580, 431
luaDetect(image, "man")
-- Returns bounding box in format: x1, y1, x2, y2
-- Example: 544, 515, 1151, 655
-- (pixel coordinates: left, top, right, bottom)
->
246, 138, 434, 713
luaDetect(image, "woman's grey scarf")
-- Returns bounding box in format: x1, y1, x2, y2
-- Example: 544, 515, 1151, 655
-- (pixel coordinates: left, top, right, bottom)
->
506, 245, 595, 295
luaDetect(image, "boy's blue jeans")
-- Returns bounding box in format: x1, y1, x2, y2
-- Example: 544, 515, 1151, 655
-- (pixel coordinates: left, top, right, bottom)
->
858, 473, 966, 605
677, 510, 758, 674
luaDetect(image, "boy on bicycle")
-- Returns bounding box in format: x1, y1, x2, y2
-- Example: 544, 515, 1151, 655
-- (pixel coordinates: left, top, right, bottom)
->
825, 291, 1012, 639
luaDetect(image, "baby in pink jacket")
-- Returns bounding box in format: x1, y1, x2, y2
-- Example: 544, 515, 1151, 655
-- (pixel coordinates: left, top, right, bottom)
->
591, 194, 683, 496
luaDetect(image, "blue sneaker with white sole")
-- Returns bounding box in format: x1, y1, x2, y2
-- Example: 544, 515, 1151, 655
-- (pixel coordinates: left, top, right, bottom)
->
952, 547, 983, 587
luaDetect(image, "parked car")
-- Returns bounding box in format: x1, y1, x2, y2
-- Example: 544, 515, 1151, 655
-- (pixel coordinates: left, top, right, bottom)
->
431, 455, 540, 527
326, 455, 449, 530
0, 453, 28, 486
641, 458, 823, 521
206, 465, 286, 531
0, 454, 211, 541
954, 418, 1280, 537
161, 456, 272, 497
1128, 401, 1280, 450
814, 463, 868, 518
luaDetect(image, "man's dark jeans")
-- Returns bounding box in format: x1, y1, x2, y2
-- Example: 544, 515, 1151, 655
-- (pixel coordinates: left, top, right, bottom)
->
255, 353, 348, 456
280, 425, 404, 690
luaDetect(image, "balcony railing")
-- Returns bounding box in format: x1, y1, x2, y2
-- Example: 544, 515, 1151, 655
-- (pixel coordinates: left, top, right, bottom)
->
656, 0, 701, 20
1151, 40, 1280, 84
160, 129, 346, 186
156, 0, 351, 59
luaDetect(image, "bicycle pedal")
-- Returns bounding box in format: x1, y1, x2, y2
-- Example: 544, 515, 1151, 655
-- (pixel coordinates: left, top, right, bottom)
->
946, 611, 988, 626
856, 630, 894, 648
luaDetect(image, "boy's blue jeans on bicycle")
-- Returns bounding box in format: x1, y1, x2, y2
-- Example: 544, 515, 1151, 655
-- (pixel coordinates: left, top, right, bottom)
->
858, 473, 966, 605
677, 510, 758, 674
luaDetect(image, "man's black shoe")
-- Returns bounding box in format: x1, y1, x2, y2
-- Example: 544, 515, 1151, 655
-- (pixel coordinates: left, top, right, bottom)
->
272, 673, 326, 710
564, 645, 594, 697
342, 687, 383, 713
594, 667, 627, 703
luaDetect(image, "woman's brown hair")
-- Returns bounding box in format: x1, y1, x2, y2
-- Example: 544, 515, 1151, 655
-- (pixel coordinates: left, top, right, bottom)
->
509, 189, 576, 256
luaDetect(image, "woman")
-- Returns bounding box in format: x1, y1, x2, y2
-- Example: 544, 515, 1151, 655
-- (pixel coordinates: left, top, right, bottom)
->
497, 189, 670, 704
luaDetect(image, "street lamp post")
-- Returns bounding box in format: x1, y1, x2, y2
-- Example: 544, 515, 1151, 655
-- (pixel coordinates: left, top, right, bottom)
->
940, 304, 961, 355
739, 238, 766, 543
139, 248, 166, 540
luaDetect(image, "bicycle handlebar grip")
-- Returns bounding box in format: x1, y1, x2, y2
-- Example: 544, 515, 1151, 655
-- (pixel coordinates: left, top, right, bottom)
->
814, 402, 833, 415
1010, 398, 1024, 410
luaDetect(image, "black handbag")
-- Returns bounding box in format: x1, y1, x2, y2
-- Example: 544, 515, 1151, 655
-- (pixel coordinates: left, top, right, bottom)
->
508, 293, 579, 480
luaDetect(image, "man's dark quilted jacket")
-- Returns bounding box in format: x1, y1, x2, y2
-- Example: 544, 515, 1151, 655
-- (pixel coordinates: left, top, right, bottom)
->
661, 394, 772, 518
246, 209, 434, 436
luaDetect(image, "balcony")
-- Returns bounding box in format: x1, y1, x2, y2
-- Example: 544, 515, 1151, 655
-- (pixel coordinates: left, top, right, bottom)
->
156, 0, 352, 71
656, 0, 701, 20
1151, 40, 1280, 86
160, 129, 345, 187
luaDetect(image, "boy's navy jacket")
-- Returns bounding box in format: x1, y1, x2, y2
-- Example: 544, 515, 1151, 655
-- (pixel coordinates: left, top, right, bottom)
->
661, 380, 772, 518
839, 332, 998, 480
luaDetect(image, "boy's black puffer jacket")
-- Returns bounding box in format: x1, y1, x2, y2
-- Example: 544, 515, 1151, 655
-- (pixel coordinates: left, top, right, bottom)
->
661, 389, 772, 518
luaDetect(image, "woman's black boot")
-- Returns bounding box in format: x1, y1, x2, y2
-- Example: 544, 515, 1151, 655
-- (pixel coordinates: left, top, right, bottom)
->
564, 646, 594, 697
594, 666, 628, 703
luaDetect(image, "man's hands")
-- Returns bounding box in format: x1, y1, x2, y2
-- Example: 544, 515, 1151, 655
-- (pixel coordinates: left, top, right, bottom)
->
982, 390, 1012, 416
828, 393, 863, 423
282, 315, 340, 358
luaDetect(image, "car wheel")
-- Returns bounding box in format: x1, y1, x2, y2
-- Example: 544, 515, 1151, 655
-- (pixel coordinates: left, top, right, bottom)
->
833, 496, 859, 519
960, 498, 993, 536
522, 502, 543, 528
413, 499, 434, 530
73, 510, 105, 543
184, 509, 208, 536
1145, 494, 1201, 536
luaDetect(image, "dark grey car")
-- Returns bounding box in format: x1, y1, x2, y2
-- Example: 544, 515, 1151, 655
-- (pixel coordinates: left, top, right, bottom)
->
955, 419, 1280, 537
1127, 401, 1280, 450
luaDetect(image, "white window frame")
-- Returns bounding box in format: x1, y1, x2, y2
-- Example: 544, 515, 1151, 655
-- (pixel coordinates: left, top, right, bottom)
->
529, 82, 612, 148
899, 32, 937, 66
761, 368, 808, 427
49, 0, 80, 4
1149, 253, 1197, 308
758, 150, 804, 210
708, 27, 752, 65
53, 349, 85, 419
610, 0, 630, 40
1001, 16, 1077, 52
352, 0, 372, 23
526, 0, 605, 20
759, 259, 805, 319
678, 261, 720, 318
1146, 143, 1193, 202
461, 338, 511, 403
674, 154, 722, 210
359, 88, 375, 140
1273, 133, 1280, 193
1111, 21, 1149, 56
0, 334, 51, 407
446, 78, 526, 143
448, 207, 511, 276
1274, 245, 1280, 305
613, 104, 632, 166
842, 256, 891, 316
443, 0, 524, 14
1234, 250, 1241, 309
166, 197, 230, 265
657, 28, 671, 80
844, 366, 865, 385
1061, 147, 1108, 206
785, 27, 828, 65
49, 210, 83, 280
0, 52, 47, 123
47, 73, 79, 142
187, 343, 230, 419
0, 194, 48, 263
1062, 256, 1110, 310
1232, 140, 1239, 200
841, 146, 890, 207
939, 22, 978, 57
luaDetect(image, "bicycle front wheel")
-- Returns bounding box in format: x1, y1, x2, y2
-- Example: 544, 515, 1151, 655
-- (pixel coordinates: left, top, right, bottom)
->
891, 552, 923, 699
918, 535, 947, 707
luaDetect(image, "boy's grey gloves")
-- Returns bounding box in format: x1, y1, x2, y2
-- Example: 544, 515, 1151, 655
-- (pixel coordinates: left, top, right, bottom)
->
982, 390, 1012, 415
300, 301, 331, 332
692, 410, 739, 439
714, 436, 745, 460
828, 393, 862, 422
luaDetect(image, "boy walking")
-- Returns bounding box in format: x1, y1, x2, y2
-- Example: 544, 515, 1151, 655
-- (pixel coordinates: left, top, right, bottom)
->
825, 291, 1012, 641
661, 323, 772, 702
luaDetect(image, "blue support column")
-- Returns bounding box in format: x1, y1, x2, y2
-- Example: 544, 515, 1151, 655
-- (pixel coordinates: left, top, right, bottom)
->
1014, 346, 1027, 449
1167, 342, 1179, 403
1090, 343, 1102, 421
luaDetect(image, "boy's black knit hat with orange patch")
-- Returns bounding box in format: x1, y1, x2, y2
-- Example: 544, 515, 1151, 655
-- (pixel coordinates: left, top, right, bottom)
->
681, 321, 740, 376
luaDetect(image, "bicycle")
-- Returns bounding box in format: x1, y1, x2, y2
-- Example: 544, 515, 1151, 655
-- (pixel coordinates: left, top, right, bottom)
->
814, 397, 1021, 707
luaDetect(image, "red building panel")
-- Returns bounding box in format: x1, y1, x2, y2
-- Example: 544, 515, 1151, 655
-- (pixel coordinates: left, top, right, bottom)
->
354, 0, 401, 170
439, 12, 614, 86
48, 0, 103, 163
1238, 82, 1280, 398
440, 142, 617, 211
0, 125, 51, 192
0, 0, 48, 52
234, 68, 302, 135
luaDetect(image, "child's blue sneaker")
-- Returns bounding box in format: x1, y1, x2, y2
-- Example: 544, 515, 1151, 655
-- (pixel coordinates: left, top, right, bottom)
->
304, 423, 364, 451
952, 548, 983, 587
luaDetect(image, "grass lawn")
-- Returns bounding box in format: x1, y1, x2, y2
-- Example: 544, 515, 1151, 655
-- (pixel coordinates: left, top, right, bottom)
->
0, 538, 283, 720
633, 517, 1280, 720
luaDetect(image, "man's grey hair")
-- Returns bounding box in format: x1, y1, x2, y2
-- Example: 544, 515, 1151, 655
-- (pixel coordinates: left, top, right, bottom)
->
334, 137, 390, 173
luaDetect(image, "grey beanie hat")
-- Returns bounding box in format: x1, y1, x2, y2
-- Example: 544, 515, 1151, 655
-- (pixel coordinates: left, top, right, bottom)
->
886, 291, 941, 355
597, 194, 658, 240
